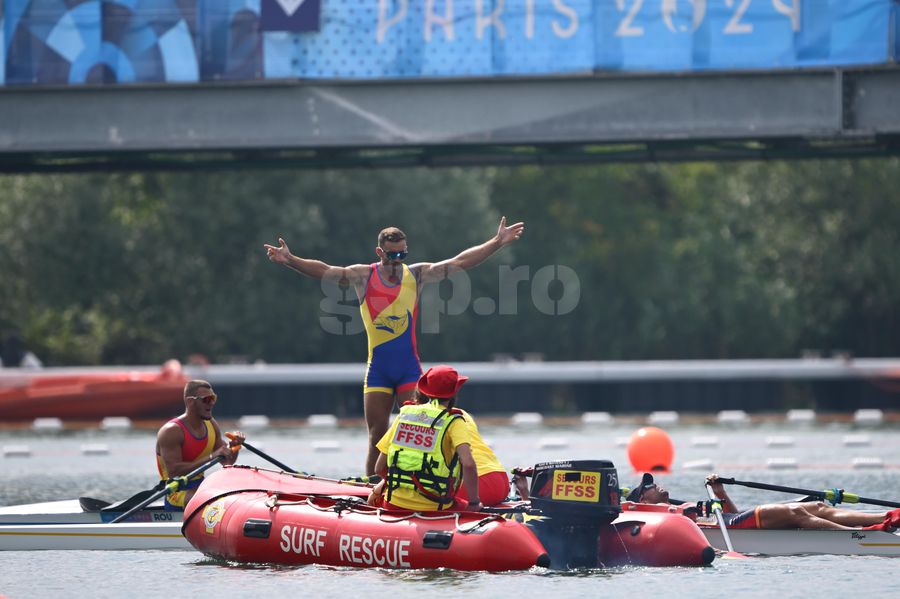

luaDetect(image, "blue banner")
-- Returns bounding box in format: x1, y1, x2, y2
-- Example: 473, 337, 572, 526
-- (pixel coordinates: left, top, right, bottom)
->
0, 0, 4, 85
0, 0, 896, 86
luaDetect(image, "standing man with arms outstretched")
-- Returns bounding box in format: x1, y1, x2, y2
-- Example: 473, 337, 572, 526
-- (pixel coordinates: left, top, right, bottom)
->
264, 217, 525, 476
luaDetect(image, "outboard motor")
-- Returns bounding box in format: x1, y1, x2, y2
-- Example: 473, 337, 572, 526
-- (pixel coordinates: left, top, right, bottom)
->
522, 460, 621, 569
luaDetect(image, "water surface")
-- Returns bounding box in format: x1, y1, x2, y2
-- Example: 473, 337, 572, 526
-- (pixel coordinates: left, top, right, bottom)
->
2, 420, 899, 598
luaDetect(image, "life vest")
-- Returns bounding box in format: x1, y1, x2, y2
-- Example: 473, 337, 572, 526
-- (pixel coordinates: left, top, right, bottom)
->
386, 400, 462, 509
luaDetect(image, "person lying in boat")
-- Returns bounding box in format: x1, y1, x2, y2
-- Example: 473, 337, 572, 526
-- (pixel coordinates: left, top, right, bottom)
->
368, 365, 484, 512
156, 379, 245, 511
629, 472, 900, 532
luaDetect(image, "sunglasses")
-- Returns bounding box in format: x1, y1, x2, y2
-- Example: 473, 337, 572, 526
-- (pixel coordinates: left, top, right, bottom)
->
189, 394, 217, 405
381, 249, 408, 261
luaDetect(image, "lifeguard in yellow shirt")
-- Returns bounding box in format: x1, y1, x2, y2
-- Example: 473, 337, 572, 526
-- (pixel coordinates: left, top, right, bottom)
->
372, 365, 482, 512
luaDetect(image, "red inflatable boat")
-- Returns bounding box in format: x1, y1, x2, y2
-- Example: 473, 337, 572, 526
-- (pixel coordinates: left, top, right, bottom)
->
183, 462, 715, 571
598, 502, 716, 567
183, 467, 549, 571
182, 461, 715, 571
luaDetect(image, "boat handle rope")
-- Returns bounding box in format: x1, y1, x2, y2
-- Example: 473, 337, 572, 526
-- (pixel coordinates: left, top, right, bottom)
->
264, 493, 503, 533
264, 493, 366, 510
377, 510, 503, 533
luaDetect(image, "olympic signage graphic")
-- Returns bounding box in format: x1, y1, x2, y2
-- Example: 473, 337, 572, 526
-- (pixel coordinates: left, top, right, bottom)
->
261, 0, 322, 32
0, 1, 895, 86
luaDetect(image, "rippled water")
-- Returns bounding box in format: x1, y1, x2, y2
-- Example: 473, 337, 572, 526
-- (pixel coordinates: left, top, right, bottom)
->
2, 419, 900, 598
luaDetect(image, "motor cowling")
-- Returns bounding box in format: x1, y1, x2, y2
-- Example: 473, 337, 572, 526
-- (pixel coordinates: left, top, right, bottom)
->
528, 459, 621, 524
523, 460, 622, 569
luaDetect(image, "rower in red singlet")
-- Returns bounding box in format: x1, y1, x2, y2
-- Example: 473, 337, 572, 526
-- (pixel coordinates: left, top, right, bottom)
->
156, 380, 244, 510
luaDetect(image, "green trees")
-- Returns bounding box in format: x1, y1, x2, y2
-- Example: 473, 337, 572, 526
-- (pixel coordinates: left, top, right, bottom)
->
489, 159, 900, 358
1, 159, 899, 365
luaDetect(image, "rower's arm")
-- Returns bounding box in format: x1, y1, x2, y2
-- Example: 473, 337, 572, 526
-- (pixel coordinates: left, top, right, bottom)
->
287, 257, 368, 284
265, 237, 369, 286
414, 217, 524, 284
709, 482, 739, 513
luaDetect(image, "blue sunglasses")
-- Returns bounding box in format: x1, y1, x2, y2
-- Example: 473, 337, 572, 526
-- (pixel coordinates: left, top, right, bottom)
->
382, 249, 408, 261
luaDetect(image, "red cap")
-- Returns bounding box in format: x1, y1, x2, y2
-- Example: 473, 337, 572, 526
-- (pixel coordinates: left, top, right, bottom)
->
417, 365, 469, 399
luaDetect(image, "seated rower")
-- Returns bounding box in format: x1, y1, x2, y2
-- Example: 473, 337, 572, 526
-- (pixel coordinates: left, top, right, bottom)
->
156, 380, 245, 511
628, 472, 900, 531
370, 365, 482, 512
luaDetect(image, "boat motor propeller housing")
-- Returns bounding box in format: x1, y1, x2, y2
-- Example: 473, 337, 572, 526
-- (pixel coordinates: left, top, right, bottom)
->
524, 459, 621, 569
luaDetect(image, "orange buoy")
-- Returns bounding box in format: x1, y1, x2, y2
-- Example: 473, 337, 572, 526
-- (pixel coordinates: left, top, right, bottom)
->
627, 427, 674, 472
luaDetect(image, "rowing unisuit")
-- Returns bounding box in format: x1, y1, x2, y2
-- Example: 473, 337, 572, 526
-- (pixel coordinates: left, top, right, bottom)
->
360, 263, 421, 394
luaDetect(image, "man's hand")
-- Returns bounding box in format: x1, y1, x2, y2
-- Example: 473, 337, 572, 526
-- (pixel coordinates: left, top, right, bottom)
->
464, 500, 483, 512
496, 216, 525, 246
211, 444, 233, 460
216, 430, 246, 464
367, 480, 386, 506
226, 430, 246, 449
705, 473, 726, 496
264, 237, 292, 265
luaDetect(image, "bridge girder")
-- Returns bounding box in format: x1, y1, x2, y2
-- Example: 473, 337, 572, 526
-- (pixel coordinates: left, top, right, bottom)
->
1, 67, 900, 172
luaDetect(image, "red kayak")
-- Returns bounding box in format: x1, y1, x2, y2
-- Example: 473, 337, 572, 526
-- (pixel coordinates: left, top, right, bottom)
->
183, 463, 715, 570
0, 360, 187, 420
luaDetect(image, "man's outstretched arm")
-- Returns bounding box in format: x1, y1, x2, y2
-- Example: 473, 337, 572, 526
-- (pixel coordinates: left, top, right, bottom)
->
264, 237, 368, 284
415, 216, 525, 283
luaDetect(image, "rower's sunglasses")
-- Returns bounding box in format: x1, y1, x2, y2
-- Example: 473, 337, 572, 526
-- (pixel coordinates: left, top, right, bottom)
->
189, 394, 217, 405
382, 249, 408, 261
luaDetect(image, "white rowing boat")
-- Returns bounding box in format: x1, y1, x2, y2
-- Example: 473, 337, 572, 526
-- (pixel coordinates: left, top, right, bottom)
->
0, 498, 188, 551
7, 494, 898, 555
700, 524, 900, 556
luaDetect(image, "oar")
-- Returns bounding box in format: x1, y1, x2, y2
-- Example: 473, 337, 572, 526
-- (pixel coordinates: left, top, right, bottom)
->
89, 483, 166, 513
706, 484, 748, 559
110, 455, 225, 523
716, 477, 900, 509
225, 433, 298, 474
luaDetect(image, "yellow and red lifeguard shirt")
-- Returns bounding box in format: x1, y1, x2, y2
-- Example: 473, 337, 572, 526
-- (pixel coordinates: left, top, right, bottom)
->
360, 263, 422, 394
156, 418, 216, 509
456, 409, 505, 476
